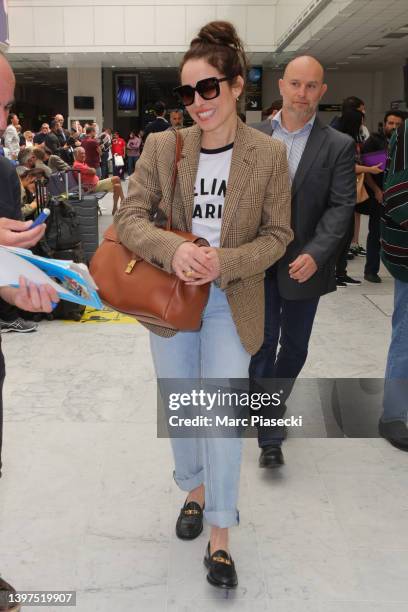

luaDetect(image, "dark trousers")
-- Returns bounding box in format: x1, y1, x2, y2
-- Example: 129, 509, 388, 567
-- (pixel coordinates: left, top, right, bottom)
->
127, 155, 139, 176
249, 267, 319, 447
336, 214, 355, 277
0, 341, 5, 476
101, 153, 109, 179
364, 204, 381, 275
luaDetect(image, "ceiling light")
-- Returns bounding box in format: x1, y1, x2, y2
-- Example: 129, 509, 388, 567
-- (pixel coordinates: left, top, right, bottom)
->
363, 45, 384, 51
347, 55, 361, 59
336, 61, 350, 65
327, 67, 339, 70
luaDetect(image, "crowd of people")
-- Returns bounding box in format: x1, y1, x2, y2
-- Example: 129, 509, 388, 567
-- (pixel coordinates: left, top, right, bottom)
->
0, 17, 408, 602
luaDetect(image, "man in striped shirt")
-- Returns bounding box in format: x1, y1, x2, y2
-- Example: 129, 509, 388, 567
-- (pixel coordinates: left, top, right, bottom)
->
379, 118, 408, 451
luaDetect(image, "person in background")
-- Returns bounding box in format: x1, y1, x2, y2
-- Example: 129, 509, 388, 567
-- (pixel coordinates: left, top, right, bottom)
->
250, 56, 356, 468
23, 130, 34, 148
82, 125, 101, 177
169, 109, 184, 129
111, 131, 126, 180
3, 113, 19, 160
33, 123, 49, 146
143, 101, 169, 142
18, 168, 45, 219
45, 119, 67, 157
99, 127, 112, 179
361, 110, 404, 283
17, 147, 36, 171
379, 119, 408, 451
32, 146, 52, 177
334, 109, 382, 287
261, 99, 282, 121
73, 146, 124, 214
126, 130, 141, 175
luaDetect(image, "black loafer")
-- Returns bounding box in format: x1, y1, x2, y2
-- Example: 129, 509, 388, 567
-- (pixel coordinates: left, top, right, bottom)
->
175, 500, 204, 540
259, 445, 285, 468
204, 542, 238, 589
379, 419, 408, 452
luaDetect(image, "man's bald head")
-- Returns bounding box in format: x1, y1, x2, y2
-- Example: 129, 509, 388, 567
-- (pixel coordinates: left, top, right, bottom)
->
283, 56, 325, 83
278, 55, 327, 127
0, 53, 16, 136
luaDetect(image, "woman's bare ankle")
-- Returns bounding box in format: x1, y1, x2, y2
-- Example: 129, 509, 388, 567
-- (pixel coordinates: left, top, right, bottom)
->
186, 484, 205, 508
210, 527, 229, 555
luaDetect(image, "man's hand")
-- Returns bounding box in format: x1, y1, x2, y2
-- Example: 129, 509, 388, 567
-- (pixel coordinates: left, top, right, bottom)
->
184, 247, 220, 286
0, 218, 46, 248
0, 277, 59, 313
172, 242, 215, 283
289, 254, 317, 283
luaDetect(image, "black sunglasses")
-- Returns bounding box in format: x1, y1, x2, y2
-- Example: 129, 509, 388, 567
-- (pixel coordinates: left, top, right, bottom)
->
173, 76, 232, 107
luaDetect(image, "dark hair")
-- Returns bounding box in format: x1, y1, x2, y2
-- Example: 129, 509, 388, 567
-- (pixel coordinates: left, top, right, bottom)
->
50, 119, 59, 130
262, 99, 282, 119
8, 113, 17, 124
180, 21, 248, 88
383, 109, 405, 124
342, 96, 364, 114
154, 101, 166, 116
85, 125, 94, 135
339, 109, 364, 142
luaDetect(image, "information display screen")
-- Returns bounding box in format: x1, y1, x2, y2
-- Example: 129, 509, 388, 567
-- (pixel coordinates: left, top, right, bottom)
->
115, 74, 139, 117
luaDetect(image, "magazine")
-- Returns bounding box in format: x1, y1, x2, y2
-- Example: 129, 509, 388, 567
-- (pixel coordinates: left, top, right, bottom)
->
0, 246, 103, 309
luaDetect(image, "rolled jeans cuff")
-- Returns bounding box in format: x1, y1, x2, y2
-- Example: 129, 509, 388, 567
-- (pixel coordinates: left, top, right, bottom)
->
173, 469, 204, 492
204, 509, 240, 528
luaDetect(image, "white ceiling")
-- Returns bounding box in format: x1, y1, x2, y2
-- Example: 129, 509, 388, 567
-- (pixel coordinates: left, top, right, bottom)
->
7, 0, 408, 73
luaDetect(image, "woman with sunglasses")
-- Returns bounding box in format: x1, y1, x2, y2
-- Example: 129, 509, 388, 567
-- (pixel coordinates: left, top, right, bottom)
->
115, 21, 292, 589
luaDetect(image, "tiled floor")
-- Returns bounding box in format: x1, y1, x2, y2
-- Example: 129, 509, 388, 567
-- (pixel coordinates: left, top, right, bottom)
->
1, 194, 406, 611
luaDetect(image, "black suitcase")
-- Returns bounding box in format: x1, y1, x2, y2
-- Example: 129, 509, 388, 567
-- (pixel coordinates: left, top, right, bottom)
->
32, 178, 86, 321
47, 170, 99, 264
68, 195, 99, 264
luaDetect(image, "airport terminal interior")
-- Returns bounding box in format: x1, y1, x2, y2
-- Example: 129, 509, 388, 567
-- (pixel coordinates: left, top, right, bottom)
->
1, 0, 408, 610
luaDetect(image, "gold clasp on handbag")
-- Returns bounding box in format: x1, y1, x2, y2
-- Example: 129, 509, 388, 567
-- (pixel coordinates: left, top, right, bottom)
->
125, 259, 137, 274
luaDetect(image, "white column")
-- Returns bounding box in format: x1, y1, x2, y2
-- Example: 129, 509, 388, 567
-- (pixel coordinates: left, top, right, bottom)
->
67, 67, 103, 130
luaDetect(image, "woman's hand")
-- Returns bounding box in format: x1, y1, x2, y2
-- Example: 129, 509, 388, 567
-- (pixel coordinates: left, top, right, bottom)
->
1, 277, 59, 313
184, 247, 221, 286
172, 242, 215, 283
367, 163, 383, 175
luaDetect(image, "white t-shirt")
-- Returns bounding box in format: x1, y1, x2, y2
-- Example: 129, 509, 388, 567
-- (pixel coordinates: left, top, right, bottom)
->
192, 143, 233, 247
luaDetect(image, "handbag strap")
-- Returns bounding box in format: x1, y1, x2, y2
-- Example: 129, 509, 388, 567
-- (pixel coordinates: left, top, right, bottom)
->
167, 130, 183, 230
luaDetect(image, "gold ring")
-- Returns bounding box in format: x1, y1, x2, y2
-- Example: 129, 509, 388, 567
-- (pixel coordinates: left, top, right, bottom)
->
185, 269, 194, 277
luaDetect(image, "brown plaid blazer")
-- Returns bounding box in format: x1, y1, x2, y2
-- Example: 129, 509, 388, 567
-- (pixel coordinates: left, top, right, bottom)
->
115, 118, 293, 354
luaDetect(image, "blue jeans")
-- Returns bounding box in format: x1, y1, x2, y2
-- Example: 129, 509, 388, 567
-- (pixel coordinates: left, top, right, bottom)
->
127, 156, 139, 176
249, 266, 319, 446
382, 279, 408, 422
150, 284, 251, 528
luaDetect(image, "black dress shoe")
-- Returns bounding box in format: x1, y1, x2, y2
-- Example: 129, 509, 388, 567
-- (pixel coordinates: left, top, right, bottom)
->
379, 419, 408, 452
175, 500, 204, 540
204, 542, 238, 589
259, 445, 284, 468
364, 273, 382, 283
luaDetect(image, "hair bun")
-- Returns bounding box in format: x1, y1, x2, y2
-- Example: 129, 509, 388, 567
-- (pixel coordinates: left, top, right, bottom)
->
197, 21, 242, 52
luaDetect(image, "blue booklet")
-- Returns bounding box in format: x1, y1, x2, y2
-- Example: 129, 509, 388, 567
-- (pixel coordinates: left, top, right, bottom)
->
0, 246, 103, 309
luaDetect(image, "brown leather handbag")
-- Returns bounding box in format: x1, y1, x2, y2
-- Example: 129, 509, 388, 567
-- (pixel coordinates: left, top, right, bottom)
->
89, 132, 210, 331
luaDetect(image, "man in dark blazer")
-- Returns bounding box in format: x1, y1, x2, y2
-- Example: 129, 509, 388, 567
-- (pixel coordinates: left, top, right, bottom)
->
249, 56, 356, 468
143, 101, 170, 143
